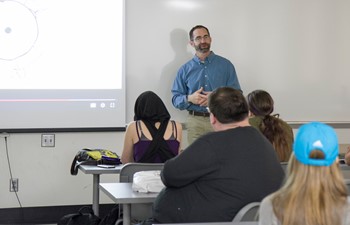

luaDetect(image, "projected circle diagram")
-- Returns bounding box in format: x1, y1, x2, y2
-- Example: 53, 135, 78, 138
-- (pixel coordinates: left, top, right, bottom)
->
0, 0, 38, 60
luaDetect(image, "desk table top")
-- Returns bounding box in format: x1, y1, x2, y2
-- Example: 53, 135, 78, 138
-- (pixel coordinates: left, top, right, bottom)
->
100, 182, 158, 204
159, 222, 258, 225
79, 164, 124, 174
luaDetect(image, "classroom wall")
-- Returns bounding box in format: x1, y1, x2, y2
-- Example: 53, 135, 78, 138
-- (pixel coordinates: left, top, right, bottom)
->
0, 132, 123, 208
0, 131, 190, 208
1, 0, 350, 209
0, 129, 349, 208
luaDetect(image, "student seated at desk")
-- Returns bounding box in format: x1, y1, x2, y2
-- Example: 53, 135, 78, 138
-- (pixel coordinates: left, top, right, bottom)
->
247, 89, 293, 162
121, 91, 182, 163
145, 87, 284, 224
259, 122, 350, 225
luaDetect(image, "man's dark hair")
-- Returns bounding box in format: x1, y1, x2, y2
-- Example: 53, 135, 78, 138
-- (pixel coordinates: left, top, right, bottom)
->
208, 87, 249, 124
189, 25, 210, 41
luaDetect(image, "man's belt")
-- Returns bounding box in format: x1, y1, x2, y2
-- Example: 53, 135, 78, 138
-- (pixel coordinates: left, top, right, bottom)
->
188, 110, 210, 117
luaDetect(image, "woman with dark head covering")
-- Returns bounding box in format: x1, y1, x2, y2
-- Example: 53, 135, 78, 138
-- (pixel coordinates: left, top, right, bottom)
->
247, 89, 293, 162
121, 91, 182, 163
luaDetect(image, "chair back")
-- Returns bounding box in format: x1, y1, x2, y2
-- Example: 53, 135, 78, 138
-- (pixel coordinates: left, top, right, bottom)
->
232, 202, 260, 222
280, 162, 288, 174
345, 179, 350, 194
119, 163, 164, 222
119, 162, 164, 182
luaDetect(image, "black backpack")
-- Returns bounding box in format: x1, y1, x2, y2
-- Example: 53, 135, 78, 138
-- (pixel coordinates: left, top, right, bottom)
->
57, 205, 121, 225
98, 204, 122, 225
70, 148, 121, 175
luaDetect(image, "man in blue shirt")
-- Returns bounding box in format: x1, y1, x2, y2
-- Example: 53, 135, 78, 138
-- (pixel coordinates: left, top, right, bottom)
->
171, 25, 241, 144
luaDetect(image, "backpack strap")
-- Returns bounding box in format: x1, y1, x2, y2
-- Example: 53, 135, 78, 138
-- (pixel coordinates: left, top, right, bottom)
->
70, 155, 80, 175
70, 155, 97, 175
70, 149, 93, 175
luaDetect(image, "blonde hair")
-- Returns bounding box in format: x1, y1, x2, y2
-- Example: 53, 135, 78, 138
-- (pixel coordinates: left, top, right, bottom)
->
272, 152, 348, 225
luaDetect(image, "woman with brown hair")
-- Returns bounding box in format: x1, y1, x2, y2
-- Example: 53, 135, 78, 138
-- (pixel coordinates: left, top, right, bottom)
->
259, 122, 350, 225
247, 89, 293, 162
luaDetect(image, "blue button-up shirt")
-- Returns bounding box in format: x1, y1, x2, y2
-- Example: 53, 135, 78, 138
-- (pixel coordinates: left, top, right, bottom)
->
171, 52, 241, 112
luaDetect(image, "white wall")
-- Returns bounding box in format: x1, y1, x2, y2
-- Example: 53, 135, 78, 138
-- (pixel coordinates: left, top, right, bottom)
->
125, 0, 350, 123
0, 129, 348, 208
0, 130, 189, 208
0, 132, 123, 208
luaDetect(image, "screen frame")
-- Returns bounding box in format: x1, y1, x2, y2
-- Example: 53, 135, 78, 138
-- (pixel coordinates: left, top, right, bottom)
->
0, 0, 126, 133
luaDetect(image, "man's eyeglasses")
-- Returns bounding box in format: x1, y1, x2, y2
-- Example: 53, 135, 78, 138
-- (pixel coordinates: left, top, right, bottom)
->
193, 35, 210, 42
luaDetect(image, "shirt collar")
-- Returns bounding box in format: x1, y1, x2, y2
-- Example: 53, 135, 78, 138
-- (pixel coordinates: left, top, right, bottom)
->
193, 51, 215, 64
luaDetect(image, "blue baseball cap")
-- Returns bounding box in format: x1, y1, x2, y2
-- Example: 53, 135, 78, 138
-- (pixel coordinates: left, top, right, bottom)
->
293, 122, 339, 166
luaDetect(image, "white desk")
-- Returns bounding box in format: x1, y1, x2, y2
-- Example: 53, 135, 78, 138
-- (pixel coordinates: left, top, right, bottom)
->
79, 164, 124, 216
100, 182, 158, 225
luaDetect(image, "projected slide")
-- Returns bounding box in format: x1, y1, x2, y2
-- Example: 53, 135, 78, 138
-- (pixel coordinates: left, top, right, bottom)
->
0, 1, 38, 61
0, 0, 125, 130
0, 0, 123, 89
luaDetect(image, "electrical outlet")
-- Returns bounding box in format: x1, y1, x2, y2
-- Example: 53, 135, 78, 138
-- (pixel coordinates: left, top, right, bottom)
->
10, 178, 18, 192
41, 134, 55, 147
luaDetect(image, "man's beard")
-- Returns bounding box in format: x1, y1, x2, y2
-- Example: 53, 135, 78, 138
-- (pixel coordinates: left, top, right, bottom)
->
195, 43, 211, 53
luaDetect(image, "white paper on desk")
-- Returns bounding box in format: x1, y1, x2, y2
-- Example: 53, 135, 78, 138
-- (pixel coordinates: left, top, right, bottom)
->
132, 170, 165, 193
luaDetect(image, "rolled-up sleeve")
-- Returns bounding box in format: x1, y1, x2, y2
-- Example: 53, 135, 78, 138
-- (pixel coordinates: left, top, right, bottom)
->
171, 67, 191, 110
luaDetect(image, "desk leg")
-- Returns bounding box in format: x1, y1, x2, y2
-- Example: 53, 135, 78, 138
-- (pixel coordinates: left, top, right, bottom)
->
123, 204, 131, 225
92, 174, 100, 216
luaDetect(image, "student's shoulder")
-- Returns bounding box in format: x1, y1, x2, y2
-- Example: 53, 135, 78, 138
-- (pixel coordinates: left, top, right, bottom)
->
260, 193, 279, 214
260, 193, 279, 225
125, 121, 137, 131
127, 120, 137, 126
249, 116, 263, 129
345, 197, 350, 224
172, 120, 183, 128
